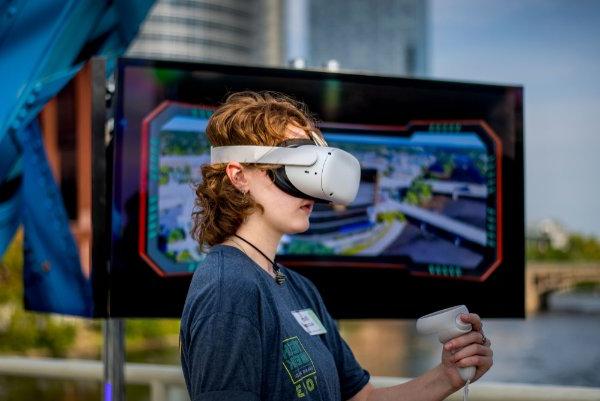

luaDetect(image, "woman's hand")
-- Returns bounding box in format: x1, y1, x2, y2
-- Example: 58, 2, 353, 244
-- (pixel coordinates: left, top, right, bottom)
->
439, 313, 493, 390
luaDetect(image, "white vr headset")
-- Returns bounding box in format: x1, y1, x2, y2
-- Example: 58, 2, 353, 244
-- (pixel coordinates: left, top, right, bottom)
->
210, 139, 361, 205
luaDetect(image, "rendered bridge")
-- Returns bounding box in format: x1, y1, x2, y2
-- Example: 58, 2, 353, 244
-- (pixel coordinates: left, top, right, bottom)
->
397, 202, 487, 252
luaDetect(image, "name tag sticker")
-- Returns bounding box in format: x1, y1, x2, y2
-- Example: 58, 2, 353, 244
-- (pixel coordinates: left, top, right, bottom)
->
291, 309, 327, 335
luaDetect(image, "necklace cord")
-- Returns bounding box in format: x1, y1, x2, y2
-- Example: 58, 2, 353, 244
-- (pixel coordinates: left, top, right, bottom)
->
233, 234, 286, 285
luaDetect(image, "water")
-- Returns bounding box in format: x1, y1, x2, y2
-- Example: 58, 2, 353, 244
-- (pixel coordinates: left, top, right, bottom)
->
339, 291, 600, 387
1, 292, 599, 400
343, 311, 600, 387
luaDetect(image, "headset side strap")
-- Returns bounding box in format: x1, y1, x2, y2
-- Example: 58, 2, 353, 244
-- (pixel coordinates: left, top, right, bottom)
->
210, 145, 318, 166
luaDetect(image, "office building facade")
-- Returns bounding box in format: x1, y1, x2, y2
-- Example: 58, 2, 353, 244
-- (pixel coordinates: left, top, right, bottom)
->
127, 0, 427, 76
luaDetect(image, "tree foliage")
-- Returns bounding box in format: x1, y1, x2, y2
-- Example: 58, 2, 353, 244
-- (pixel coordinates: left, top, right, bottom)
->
527, 233, 600, 261
0, 231, 76, 357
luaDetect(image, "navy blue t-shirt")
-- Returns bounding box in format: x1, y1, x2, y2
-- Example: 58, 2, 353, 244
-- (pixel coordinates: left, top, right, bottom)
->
180, 244, 370, 401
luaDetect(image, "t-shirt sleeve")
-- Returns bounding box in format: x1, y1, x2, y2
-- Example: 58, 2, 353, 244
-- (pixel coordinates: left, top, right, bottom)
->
307, 282, 370, 400
324, 310, 371, 400
182, 311, 262, 401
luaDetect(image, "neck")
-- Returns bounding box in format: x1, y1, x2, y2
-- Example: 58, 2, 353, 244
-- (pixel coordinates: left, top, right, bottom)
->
227, 215, 282, 274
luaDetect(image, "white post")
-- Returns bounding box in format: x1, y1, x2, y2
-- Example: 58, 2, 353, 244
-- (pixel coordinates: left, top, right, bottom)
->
151, 380, 167, 401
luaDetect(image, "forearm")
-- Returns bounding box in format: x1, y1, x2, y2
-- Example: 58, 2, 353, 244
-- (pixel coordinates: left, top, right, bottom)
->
352, 312, 492, 401
366, 365, 459, 401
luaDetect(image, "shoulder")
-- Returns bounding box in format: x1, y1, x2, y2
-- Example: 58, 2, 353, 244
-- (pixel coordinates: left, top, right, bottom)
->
190, 244, 265, 294
182, 245, 268, 327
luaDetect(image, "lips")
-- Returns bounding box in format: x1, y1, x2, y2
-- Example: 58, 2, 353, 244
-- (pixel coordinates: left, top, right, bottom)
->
300, 201, 314, 213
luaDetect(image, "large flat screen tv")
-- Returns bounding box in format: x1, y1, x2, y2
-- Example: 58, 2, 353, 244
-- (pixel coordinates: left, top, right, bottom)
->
98, 57, 524, 318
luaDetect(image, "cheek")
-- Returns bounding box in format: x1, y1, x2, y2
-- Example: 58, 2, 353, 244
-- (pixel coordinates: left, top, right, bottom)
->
248, 174, 307, 220
254, 175, 294, 204
250, 183, 289, 216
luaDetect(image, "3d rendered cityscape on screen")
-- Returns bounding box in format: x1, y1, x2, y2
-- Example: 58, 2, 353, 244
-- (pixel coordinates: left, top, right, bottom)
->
143, 104, 497, 277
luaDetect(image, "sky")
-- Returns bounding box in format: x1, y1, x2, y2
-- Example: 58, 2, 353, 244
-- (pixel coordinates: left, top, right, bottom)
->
430, 0, 600, 237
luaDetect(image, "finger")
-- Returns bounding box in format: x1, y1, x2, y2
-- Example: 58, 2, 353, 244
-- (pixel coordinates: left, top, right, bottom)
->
455, 355, 492, 369
459, 313, 482, 332
444, 331, 485, 351
451, 343, 492, 363
473, 357, 494, 382
481, 333, 491, 347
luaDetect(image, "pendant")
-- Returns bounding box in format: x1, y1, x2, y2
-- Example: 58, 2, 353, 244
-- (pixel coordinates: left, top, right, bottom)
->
274, 263, 286, 285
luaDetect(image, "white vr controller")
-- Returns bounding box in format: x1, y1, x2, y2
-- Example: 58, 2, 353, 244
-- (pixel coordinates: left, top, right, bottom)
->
416, 305, 476, 382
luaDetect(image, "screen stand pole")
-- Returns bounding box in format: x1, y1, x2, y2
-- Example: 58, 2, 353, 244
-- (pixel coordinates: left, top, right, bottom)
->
103, 319, 126, 401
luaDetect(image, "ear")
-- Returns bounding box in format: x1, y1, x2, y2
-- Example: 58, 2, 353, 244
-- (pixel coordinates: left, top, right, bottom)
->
225, 161, 249, 192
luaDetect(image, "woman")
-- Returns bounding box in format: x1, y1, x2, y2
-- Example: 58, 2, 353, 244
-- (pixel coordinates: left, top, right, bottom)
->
180, 91, 493, 401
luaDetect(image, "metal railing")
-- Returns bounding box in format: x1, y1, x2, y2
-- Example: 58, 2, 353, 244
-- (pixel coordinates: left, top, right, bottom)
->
1, 356, 599, 401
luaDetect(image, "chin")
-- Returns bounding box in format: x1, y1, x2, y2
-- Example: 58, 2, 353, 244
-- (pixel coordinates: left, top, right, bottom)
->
284, 220, 310, 235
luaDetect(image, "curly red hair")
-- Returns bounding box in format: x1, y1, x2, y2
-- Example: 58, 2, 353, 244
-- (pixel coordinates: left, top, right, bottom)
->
192, 91, 323, 248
